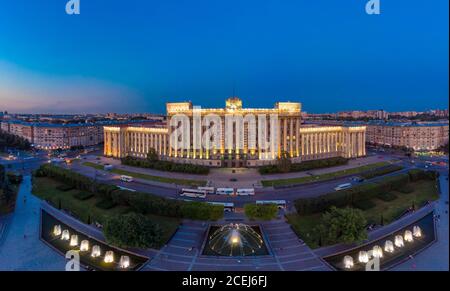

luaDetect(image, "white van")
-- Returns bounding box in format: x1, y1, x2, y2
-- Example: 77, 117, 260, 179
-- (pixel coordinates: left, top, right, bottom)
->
236, 188, 255, 196
334, 183, 352, 191
120, 175, 134, 182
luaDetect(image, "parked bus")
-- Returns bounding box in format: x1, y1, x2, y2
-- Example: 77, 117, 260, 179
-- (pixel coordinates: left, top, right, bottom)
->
236, 188, 255, 196
207, 202, 235, 212
334, 183, 352, 191
197, 187, 215, 194
256, 200, 287, 209
120, 175, 134, 182
180, 188, 207, 199
216, 188, 235, 195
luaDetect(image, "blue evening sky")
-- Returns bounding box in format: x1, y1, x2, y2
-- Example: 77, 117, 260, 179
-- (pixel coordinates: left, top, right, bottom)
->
0, 0, 448, 114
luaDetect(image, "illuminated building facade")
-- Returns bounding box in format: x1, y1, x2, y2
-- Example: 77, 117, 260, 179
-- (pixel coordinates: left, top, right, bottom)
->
104, 98, 366, 167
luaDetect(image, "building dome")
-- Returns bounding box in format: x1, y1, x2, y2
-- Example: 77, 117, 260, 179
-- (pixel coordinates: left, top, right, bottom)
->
208, 223, 264, 256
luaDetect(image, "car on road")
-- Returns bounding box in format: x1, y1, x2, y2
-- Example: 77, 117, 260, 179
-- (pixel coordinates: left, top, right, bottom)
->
334, 183, 352, 191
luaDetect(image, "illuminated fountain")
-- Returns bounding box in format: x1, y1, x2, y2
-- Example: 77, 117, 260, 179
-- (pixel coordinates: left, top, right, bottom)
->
119, 255, 130, 269
404, 230, 414, 243
358, 251, 369, 263
61, 230, 70, 241
384, 240, 394, 253
70, 235, 78, 247
208, 223, 264, 256
395, 235, 404, 248
91, 245, 101, 257
53, 225, 62, 236
104, 251, 114, 263
413, 226, 422, 238
80, 240, 89, 252
343, 255, 354, 269
372, 245, 383, 258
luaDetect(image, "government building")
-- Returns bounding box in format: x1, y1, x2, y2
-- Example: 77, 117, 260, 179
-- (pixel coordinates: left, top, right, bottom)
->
104, 98, 366, 167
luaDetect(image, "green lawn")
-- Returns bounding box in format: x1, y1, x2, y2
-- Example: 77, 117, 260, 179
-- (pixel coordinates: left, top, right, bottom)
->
262, 161, 390, 187
32, 177, 179, 248
82, 162, 206, 187
286, 179, 439, 249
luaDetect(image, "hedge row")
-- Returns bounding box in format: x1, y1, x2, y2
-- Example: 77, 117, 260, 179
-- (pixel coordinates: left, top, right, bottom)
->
121, 156, 209, 175
35, 164, 223, 220
258, 157, 348, 174
360, 164, 404, 179
294, 169, 437, 215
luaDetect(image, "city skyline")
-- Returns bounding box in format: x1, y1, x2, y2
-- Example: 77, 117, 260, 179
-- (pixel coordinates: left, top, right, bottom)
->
0, 0, 448, 114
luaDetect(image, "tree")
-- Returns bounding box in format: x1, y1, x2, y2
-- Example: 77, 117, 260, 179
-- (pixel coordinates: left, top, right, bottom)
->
103, 213, 163, 248
315, 206, 367, 245
146, 148, 159, 162
277, 151, 291, 173
244, 204, 278, 220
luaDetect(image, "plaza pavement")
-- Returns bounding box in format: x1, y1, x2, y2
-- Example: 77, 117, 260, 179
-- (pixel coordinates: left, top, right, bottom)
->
0, 175, 66, 271
142, 219, 330, 271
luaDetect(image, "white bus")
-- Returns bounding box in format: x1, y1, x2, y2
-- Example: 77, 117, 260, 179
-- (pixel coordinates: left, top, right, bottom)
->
180, 188, 207, 199
236, 188, 255, 196
256, 200, 287, 209
207, 202, 235, 212
216, 188, 235, 195
334, 183, 352, 191
197, 187, 215, 194
120, 175, 134, 182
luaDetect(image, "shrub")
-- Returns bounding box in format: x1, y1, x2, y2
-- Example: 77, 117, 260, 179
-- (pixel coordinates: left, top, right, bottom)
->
360, 164, 404, 179
352, 199, 376, 210
244, 204, 278, 220
56, 184, 75, 192
377, 192, 398, 202
315, 207, 367, 245
73, 191, 94, 201
121, 156, 210, 175
6, 172, 22, 184
259, 157, 348, 174
103, 213, 163, 248
397, 185, 414, 194
95, 199, 117, 210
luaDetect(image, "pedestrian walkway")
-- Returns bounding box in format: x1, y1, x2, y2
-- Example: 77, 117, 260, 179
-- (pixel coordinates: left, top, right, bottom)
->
142, 219, 330, 271
0, 175, 66, 271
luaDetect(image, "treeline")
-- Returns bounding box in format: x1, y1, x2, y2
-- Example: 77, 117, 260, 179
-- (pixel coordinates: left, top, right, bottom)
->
294, 169, 439, 215
35, 164, 222, 221
121, 156, 210, 175
259, 157, 348, 174
0, 165, 22, 213
0, 130, 31, 151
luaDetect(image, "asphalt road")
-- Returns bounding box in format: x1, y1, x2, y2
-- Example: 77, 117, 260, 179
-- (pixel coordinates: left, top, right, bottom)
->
3, 150, 448, 208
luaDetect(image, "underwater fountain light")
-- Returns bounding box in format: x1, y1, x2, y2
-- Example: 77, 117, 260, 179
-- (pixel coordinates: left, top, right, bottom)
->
53, 225, 62, 236
404, 230, 414, 243
69, 235, 78, 247
80, 240, 89, 252
119, 255, 130, 269
61, 230, 70, 241
343, 255, 354, 269
104, 251, 114, 263
372, 245, 383, 258
208, 223, 264, 256
358, 251, 369, 263
91, 245, 101, 257
395, 235, 404, 247
384, 240, 394, 253
413, 226, 422, 238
